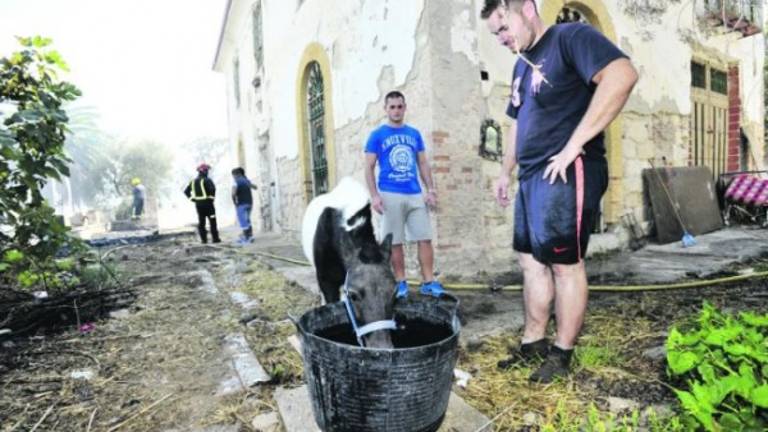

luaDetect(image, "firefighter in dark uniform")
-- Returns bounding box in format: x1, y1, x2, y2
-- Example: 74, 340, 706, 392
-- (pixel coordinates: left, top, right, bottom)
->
184, 163, 221, 244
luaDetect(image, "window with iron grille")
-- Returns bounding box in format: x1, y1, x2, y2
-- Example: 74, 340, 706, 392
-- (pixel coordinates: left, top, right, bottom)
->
233, 58, 241, 108
691, 62, 707, 88
690, 60, 730, 179
556, 6, 591, 25
306, 61, 328, 197
252, 3, 263, 69
704, 0, 762, 25
710, 68, 728, 94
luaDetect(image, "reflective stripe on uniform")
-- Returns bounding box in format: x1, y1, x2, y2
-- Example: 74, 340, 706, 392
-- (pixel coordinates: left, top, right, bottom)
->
189, 179, 209, 201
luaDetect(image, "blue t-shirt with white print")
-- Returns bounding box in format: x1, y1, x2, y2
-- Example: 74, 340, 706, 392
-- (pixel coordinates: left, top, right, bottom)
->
365, 124, 425, 194
506, 23, 628, 180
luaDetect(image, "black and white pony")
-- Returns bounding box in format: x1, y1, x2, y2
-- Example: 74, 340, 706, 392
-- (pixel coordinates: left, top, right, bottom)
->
301, 177, 397, 349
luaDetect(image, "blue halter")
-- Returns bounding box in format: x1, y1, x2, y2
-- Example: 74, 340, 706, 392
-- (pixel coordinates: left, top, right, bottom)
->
342, 273, 397, 347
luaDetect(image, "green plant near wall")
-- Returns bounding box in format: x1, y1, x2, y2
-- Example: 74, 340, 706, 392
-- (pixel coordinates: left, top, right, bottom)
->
0, 36, 86, 291
666, 303, 768, 431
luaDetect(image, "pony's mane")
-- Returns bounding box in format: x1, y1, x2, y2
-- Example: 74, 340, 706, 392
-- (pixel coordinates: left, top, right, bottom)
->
301, 177, 373, 267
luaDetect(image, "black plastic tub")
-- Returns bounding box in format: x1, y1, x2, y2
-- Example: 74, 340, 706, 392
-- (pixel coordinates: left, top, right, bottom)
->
293, 295, 460, 432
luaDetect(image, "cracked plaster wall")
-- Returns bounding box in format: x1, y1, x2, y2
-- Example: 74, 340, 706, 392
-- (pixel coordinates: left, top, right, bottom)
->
216, 0, 764, 274
474, 0, 765, 232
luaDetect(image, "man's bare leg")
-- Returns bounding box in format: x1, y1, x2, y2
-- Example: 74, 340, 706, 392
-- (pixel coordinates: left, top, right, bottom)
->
391, 244, 406, 281
497, 252, 554, 369
519, 253, 555, 343
528, 260, 587, 383
551, 260, 588, 349
416, 240, 434, 281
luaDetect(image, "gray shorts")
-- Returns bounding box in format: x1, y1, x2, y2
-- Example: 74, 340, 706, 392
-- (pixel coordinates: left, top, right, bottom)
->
380, 191, 432, 245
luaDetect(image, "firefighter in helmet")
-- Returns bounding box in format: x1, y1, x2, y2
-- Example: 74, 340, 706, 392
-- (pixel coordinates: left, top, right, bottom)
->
184, 163, 220, 243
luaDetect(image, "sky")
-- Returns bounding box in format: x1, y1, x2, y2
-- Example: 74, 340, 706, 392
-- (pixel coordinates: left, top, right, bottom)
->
0, 0, 230, 147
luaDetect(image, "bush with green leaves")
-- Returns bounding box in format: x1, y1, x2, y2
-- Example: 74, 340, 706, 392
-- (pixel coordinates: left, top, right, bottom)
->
666, 303, 768, 431
0, 36, 86, 291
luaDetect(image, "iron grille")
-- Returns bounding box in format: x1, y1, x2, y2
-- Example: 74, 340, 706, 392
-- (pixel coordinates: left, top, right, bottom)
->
306, 61, 328, 197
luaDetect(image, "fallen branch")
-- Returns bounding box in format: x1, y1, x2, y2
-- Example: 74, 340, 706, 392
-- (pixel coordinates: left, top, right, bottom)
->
0, 287, 136, 337
106, 393, 174, 432
29, 401, 56, 432
27, 349, 101, 370
473, 402, 517, 432
0, 376, 65, 385
7, 403, 30, 432
55, 333, 153, 344
86, 408, 98, 432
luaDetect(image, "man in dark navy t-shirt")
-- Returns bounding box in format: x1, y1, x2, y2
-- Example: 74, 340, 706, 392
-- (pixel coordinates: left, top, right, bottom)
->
231, 167, 258, 244
481, 0, 638, 383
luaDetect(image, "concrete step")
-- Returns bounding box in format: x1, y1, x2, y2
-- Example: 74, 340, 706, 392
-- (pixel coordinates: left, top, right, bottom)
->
274, 385, 489, 432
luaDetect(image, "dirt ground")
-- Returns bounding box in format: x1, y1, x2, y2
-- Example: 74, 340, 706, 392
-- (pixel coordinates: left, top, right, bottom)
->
1, 235, 766, 431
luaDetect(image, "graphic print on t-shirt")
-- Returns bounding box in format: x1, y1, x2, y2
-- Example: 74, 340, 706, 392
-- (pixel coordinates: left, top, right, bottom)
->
382, 133, 418, 182
511, 76, 522, 108
389, 144, 414, 175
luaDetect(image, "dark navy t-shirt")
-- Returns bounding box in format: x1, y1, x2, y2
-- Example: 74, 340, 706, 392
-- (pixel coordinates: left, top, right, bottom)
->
506, 23, 628, 180
234, 175, 253, 205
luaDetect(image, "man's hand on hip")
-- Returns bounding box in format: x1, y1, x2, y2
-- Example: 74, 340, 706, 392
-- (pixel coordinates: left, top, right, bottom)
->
543, 144, 582, 185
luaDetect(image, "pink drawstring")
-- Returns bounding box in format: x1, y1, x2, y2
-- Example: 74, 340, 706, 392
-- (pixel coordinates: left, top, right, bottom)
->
575, 157, 585, 261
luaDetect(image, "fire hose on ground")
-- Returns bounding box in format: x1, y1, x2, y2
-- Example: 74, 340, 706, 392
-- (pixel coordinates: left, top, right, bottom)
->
245, 250, 768, 293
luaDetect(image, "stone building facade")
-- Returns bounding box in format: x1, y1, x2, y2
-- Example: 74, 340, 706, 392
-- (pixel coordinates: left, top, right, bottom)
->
213, 0, 765, 277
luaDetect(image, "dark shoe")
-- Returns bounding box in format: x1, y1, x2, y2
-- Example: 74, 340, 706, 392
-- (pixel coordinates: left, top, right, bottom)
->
529, 345, 573, 384
212, 238, 222, 244
497, 338, 550, 369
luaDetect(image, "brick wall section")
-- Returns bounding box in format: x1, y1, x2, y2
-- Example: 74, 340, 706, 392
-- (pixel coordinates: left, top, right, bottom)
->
727, 66, 741, 172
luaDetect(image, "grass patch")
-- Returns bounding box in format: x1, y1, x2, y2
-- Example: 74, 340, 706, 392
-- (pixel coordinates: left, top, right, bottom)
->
231, 261, 318, 385
457, 335, 586, 430
456, 310, 677, 430
576, 345, 624, 370
238, 261, 318, 320
538, 401, 685, 432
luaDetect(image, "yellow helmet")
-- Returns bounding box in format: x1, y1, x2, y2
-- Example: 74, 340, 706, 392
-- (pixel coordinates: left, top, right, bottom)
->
131, 177, 141, 186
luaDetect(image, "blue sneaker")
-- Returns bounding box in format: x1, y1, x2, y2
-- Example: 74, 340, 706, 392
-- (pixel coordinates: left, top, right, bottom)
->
420, 280, 445, 297
395, 280, 409, 299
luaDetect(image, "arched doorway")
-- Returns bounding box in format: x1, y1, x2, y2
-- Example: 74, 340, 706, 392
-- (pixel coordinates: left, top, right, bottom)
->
541, 0, 624, 231
296, 43, 337, 203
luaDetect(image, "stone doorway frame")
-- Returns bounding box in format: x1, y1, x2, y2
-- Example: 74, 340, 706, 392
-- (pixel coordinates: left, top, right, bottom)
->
540, 0, 625, 229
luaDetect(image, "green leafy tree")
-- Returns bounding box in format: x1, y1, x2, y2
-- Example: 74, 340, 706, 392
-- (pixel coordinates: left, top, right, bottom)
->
0, 36, 85, 289
106, 139, 172, 198
173, 135, 229, 193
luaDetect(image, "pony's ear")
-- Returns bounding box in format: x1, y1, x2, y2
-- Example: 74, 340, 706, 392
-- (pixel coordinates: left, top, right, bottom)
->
339, 231, 359, 266
379, 233, 393, 262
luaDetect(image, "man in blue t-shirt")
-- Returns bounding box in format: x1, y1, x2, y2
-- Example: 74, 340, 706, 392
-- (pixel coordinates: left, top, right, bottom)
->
481, 0, 638, 383
364, 90, 445, 298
